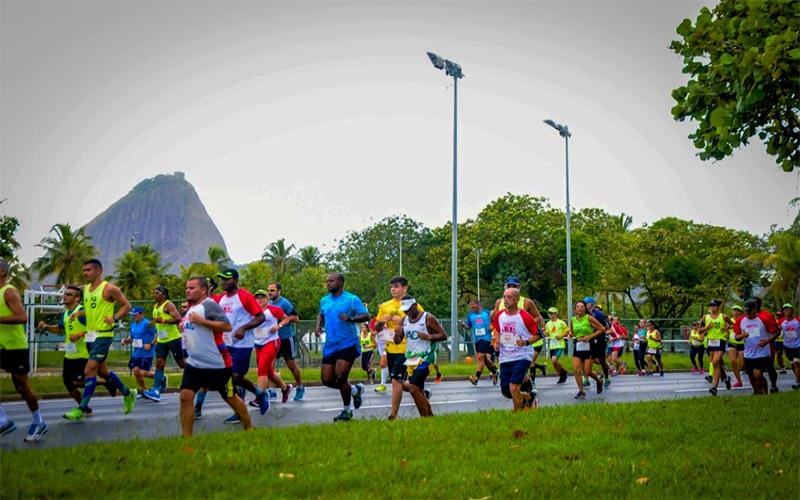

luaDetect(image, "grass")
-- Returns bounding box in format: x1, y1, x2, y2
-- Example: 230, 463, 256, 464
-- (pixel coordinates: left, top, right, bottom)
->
2, 392, 798, 499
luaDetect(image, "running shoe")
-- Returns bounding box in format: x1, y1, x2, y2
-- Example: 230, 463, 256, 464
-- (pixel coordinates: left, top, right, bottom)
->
434, 372, 443, 384
604, 377, 611, 389
704, 375, 713, 383
294, 386, 306, 401
732, 380, 743, 388
374, 384, 387, 393
780, 369, 787, 374
582, 378, 590, 388
257, 391, 270, 415
791, 383, 800, 390
659, 371, 664, 377
224, 414, 242, 425
770, 386, 780, 394
142, 388, 161, 402
596, 379, 604, 394
709, 387, 718, 396
333, 409, 353, 422
557, 370, 568, 384
123, 389, 138, 414
691, 367, 698, 374
724, 376, 732, 391
353, 383, 364, 409
84, 407, 93, 417
0, 420, 17, 437
161, 374, 169, 393
24, 422, 48, 443
574, 392, 586, 400
282, 384, 294, 403
491, 372, 499, 386
638, 370, 645, 376
468, 375, 478, 386
424, 389, 432, 400
248, 400, 259, 408
135, 392, 143, 399
268, 389, 278, 400
646, 371, 654, 376
63, 407, 85, 421
194, 405, 203, 420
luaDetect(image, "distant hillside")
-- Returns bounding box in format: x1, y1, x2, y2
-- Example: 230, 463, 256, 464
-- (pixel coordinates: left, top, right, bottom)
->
83, 172, 228, 272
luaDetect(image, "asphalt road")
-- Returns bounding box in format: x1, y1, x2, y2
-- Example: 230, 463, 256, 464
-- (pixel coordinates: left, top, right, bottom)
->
2, 371, 797, 451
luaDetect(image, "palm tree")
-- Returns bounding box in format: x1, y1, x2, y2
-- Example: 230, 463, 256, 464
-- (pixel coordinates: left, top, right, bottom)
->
617, 213, 633, 232
113, 245, 166, 300
207, 245, 232, 268
296, 245, 322, 268
32, 223, 97, 284
262, 239, 296, 281
8, 261, 31, 292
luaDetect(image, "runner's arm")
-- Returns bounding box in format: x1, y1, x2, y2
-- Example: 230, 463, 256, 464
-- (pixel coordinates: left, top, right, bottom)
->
0, 287, 26, 324
424, 314, 448, 342
106, 284, 132, 322
162, 301, 182, 324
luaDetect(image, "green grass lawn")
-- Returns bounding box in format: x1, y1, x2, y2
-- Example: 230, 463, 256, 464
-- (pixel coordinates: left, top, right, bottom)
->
2, 392, 797, 499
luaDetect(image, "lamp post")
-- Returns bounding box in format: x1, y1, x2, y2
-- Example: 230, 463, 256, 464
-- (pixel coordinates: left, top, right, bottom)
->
427, 51, 464, 362
544, 119, 572, 327
399, 233, 403, 276
476, 249, 482, 304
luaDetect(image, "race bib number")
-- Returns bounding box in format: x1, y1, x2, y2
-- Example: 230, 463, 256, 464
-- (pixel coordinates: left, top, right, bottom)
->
132, 339, 143, 348
475, 328, 486, 338
223, 331, 233, 345
158, 329, 168, 340
549, 338, 561, 349
576, 341, 590, 352
500, 333, 518, 347
85, 331, 98, 343
404, 356, 423, 367
784, 329, 798, 340
691, 340, 700, 346
647, 347, 656, 354
254, 328, 268, 341
708, 339, 720, 347
746, 327, 760, 339
65, 343, 77, 354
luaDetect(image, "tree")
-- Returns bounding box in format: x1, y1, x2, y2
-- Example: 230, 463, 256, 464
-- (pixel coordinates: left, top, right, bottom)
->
31, 223, 97, 284
238, 261, 272, 292
262, 239, 297, 281
670, 0, 800, 172
0, 211, 30, 290
281, 265, 328, 319
113, 245, 167, 300
207, 245, 232, 268
296, 245, 322, 268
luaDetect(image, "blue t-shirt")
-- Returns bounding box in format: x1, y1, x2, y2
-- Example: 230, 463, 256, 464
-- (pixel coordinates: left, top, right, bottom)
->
466, 310, 492, 343
130, 318, 156, 359
590, 308, 609, 343
270, 296, 297, 340
320, 291, 367, 355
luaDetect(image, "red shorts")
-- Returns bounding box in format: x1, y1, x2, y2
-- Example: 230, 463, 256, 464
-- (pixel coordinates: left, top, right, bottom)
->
255, 339, 281, 378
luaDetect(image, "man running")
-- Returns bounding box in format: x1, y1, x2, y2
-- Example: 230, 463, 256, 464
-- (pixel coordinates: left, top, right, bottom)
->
123, 306, 157, 393
1, 259, 47, 441
492, 277, 545, 381
392, 296, 447, 418
545, 307, 569, 383
64, 259, 137, 420
315, 273, 369, 422
142, 285, 185, 402
268, 282, 305, 401
583, 297, 611, 389
179, 276, 252, 436
700, 299, 732, 396
734, 298, 779, 395
463, 299, 497, 385
491, 288, 541, 411
777, 304, 800, 389
252, 290, 293, 413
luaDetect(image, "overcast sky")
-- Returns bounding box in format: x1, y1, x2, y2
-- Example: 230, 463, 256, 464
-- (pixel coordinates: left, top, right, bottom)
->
2, 0, 796, 265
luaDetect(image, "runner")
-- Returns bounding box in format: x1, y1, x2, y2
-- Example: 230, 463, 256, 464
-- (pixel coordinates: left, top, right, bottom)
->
463, 299, 497, 385
0, 259, 47, 441
268, 282, 305, 401
609, 315, 628, 375
544, 307, 569, 383
699, 299, 731, 396
734, 298, 779, 395
142, 285, 185, 402
644, 320, 664, 376
122, 306, 156, 394
373, 320, 390, 393
392, 296, 448, 417
633, 319, 648, 376
569, 300, 605, 399
773, 310, 788, 375
777, 304, 800, 389
491, 288, 541, 411
64, 259, 137, 421
492, 277, 546, 379
726, 305, 746, 387
315, 273, 369, 422
251, 290, 293, 413
752, 298, 780, 393
688, 320, 705, 374
359, 322, 377, 383
179, 276, 252, 436
584, 297, 612, 388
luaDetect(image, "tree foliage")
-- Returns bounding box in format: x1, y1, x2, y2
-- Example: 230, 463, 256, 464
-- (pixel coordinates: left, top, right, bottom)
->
31, 223, 97, 285
0, 212, 30, 290
113, 245, 168, 300
670, 0, 800, 172
262, 239, 297, 282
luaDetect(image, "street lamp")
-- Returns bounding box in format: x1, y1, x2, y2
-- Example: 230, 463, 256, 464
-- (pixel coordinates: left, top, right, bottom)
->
428, 51, 464, 362
476, 249, 482, 304
544, 119, 572, 327
399, 233, 403, 275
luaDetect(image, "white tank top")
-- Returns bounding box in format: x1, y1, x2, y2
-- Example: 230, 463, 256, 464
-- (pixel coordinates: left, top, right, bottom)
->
403, 312, 435, 360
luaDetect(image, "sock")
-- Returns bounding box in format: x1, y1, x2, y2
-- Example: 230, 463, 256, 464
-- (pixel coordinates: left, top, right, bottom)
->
488, 366, 497, 375
475, 370, 482, 380
529, 367, 537, 383
194, 390, 207, 408
0, 405, 8, 426
380, 367, 388, 385
345, 404, 353, 411
32, 410, 43, 425
107, 371, 130, 397
153, 368, 164, 394
80, 376, 98, 409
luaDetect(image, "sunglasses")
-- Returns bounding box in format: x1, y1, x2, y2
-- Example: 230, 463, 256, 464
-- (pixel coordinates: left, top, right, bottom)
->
267, 289, 278, 292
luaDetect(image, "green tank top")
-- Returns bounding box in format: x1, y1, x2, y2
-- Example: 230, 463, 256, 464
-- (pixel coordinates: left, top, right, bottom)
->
704, 313, 727, 340
84, 281, 115, 338
571, 314, 593, 338
646, 330, 662, 349
63, 305, 89, 359
0, 283, 27, 349
153, 300, 181, 342
360, 329, 374, 350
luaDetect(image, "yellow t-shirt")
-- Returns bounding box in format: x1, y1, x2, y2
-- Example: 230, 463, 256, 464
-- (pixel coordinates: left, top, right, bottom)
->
377, 298, 424, 354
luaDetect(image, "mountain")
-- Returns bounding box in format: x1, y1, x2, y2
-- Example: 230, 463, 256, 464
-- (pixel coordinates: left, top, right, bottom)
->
83, 172, 229, 272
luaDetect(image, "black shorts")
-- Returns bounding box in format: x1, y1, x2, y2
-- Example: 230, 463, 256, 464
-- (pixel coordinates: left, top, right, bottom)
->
475, 339, 494, 354
180, 364, 233, 398
279, 336, 299, 360
707, 340, 727, 352
387, 352, 407, 381
590, 340, 607, 359
744, 356, 771, 375
728, 342, 744, 352
361, 349, 374, 371
321, 345, 359, 365
573, 342, 592, 360
0, 348, 29, 375
155, 338, 184, 362
784, 346, 800, 362
408, 365, 429, 389
62, 357, 87, 386
533, 344, 543, 354
774, 341, 784, 352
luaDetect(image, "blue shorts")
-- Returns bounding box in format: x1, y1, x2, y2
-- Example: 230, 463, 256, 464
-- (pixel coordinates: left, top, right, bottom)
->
128, 356, 153, 371
550, 348, 565, 358
500, 359, 530, 388
229, 346, 253, 376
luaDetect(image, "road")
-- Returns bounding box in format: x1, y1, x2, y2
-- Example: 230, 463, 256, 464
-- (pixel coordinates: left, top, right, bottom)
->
2, 372, 797, 451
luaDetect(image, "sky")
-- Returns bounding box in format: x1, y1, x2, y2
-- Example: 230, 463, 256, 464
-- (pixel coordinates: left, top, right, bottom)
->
2, 0, 797, 266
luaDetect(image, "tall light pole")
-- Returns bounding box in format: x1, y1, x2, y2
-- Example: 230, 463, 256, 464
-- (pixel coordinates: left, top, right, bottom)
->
399, 233, 403, 276
476, 249, 482, 304
544, 119, 572, 327
427, 51, 464, 362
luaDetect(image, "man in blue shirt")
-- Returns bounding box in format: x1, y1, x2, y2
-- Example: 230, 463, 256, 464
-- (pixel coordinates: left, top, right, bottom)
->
124, 306, 157, 394
584, 297, 612, 389
462, 298, 497, 386
268, 282, 304, 401
315, 273, 369, 422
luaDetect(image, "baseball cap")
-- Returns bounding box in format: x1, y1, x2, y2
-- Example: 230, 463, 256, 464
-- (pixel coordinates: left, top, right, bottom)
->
216, 268, 239, 280
731, 305, 743, 312
547, 306, 558, 314
254, 289, 268, 297
782, 303, 794, 310
583, 297, 596, 305
130, 306, 145, 315
743, 298, 758, 310
399, 296, 417, 312
504, 276, 520, 287
709, 299, 722, 307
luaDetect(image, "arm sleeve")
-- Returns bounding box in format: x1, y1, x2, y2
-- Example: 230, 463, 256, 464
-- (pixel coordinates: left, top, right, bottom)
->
240, 290, 263, 317
520, 310, 538, 334
464, 314, 473, 328
203, 300, 230, 324
733, 316, 742, 335
761, 312, 779, 334
267, 305, 286, 320
283, 299, 297, 316
353, 296, 368, 315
